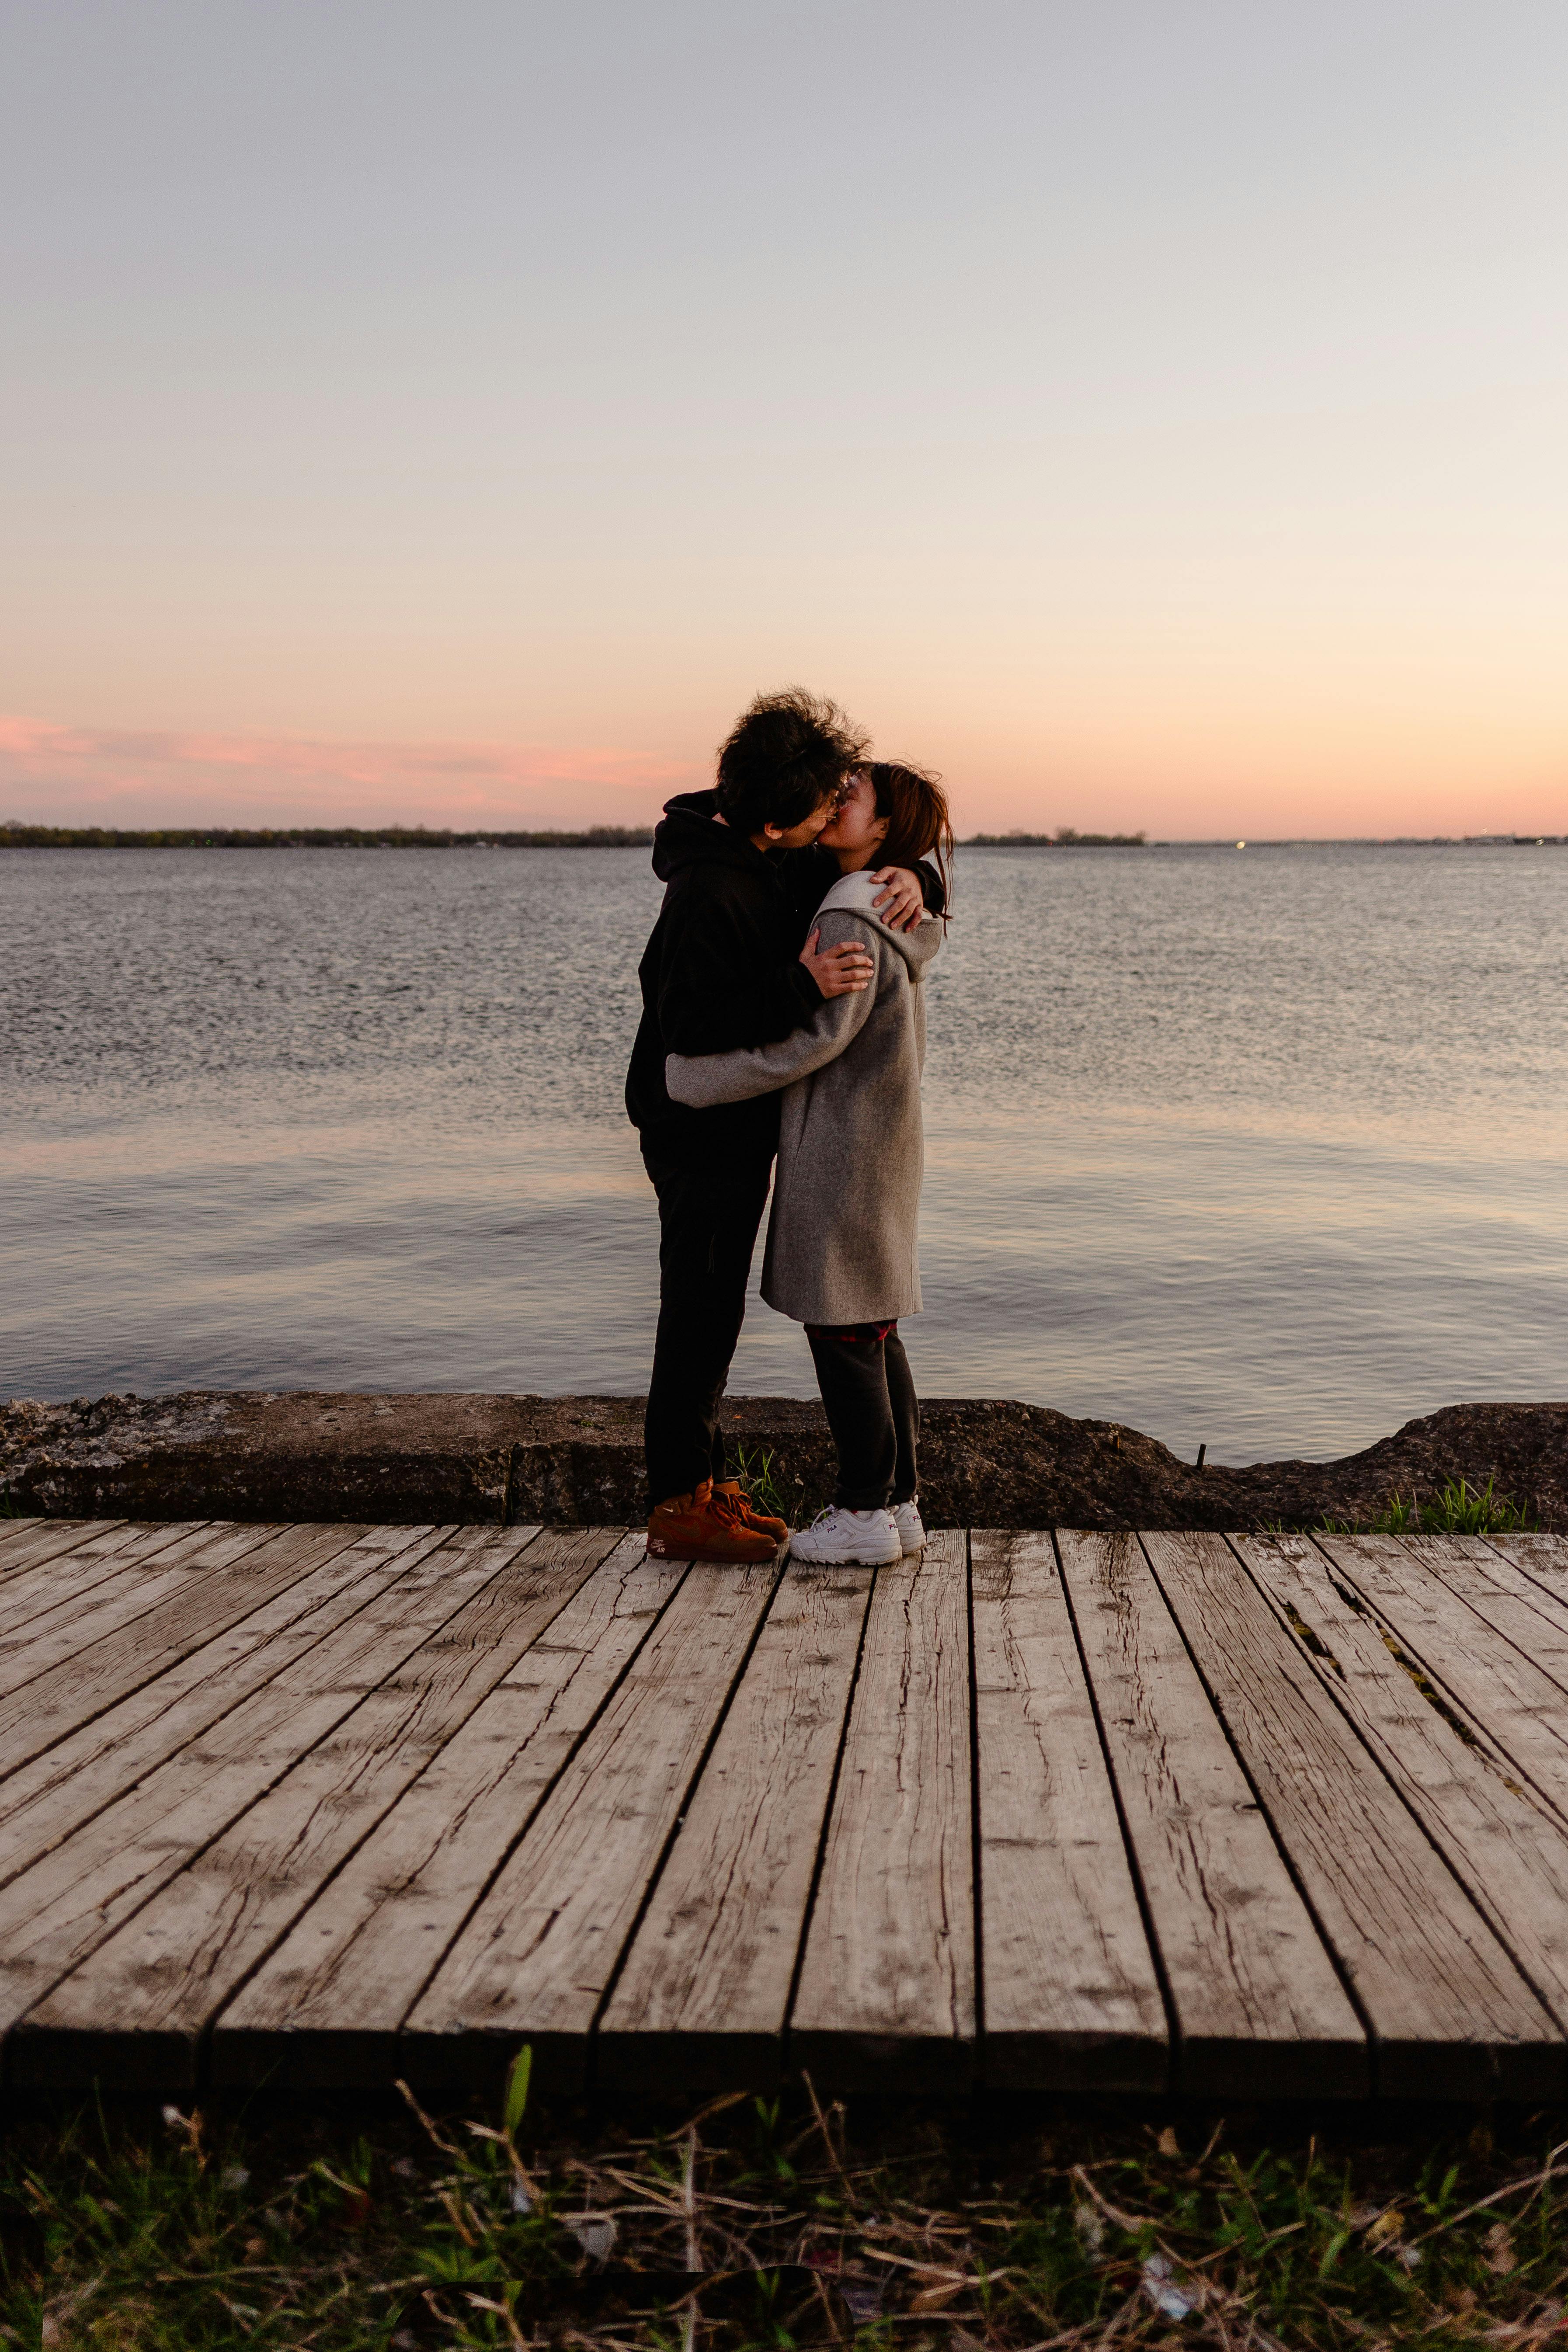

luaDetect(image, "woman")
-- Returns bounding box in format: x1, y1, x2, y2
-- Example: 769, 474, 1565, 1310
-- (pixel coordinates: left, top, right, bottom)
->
665, 761, 952, 1564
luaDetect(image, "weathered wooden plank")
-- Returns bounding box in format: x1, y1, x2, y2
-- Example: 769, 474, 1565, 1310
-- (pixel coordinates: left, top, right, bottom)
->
791, 1532, 974, 2093
1239, 1533, 1568, 2050
0, 1522, 274, 1698
0, 1522, 406, 1789
1485, 1533, 1568, 1591
217, 1537, 679, 2090
3, 1541, 161, 1641
0, 1523, 483, 2071
970, 1530, 1166, 2091
1149, 1532, 1559, 2098
1319, 1534, 1568, 1826
0, 1518, 127, 1581
598, 1563, 873, 2096
1059, 1529, 1363, 2097
400, 1557, 776, 2096
0, 1522, 222, 1654
1402, 1536, 1568, 1688
23, 1527, 635, 2090
0, 1525, 441, 1887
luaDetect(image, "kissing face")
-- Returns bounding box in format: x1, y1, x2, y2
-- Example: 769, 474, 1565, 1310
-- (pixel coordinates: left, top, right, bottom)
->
763, 804, 835, 849
818, 768, 887, 855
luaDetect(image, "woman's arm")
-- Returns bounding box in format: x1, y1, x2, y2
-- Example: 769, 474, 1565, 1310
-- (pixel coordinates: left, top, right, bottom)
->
666, 915, 882, 1106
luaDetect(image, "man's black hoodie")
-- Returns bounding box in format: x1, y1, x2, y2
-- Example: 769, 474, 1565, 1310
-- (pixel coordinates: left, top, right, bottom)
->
625, 789, 837, 1164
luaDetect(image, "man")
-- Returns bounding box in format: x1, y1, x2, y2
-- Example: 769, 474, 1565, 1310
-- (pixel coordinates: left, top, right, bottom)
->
625, 686, 943, 1563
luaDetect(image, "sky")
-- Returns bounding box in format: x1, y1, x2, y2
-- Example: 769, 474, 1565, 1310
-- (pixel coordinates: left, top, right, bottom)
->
2, 0, 1564, 838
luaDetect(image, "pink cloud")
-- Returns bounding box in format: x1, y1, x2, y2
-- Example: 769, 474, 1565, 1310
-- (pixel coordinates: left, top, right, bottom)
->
0, 714, 700, 828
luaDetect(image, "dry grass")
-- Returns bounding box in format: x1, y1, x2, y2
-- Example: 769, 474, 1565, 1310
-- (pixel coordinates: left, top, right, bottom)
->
4, 2076, 1568, 2349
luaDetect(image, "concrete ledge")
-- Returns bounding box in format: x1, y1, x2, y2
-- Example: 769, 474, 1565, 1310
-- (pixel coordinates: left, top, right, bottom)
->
4, 1390, 1567, 1530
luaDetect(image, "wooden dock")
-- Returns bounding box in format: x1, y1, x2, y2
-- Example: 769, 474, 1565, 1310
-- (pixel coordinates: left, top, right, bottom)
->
3, 1516, 1568, 2102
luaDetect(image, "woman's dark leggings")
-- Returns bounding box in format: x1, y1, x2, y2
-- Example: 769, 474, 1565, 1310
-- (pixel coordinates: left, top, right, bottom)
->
805, 1320, 919, 1511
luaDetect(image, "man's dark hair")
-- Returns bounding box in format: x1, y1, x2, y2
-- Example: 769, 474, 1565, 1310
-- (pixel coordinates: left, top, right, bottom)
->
714, 687, 870, 837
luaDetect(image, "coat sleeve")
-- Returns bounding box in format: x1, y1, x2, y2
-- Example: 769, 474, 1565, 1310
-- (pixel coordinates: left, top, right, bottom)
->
665, 913, 882, 1105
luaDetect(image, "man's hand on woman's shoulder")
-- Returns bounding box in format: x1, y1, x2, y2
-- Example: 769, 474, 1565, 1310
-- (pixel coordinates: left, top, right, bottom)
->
868, 866, 926, 932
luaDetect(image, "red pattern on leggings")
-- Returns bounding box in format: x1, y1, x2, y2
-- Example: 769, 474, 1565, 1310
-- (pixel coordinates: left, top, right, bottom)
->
803, 1320, 898, 1344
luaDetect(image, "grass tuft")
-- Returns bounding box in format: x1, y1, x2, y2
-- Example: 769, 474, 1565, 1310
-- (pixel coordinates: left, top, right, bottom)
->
1315, 1477, 1538, 1539
730, 1442, 803, 1529
1269, 1477, 1539, 1539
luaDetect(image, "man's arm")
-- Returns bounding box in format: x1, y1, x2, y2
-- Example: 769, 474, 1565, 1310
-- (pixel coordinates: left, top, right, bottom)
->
867, 860, 941, 931
778, 842, 944, 935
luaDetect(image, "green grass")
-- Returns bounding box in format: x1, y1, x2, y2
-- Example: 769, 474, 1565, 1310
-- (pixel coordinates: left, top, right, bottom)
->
1314, 1477, 1538, 1540
5, 2075, 1568, 2348
730, 1443, 804, 1529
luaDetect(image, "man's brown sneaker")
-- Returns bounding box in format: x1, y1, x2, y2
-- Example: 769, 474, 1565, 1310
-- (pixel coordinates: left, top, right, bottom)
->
646, 1480, 779, 1563
713, 1479, 789, 1543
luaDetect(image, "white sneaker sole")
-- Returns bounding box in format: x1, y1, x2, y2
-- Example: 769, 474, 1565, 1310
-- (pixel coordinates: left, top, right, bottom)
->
789, 1533, 902, 1565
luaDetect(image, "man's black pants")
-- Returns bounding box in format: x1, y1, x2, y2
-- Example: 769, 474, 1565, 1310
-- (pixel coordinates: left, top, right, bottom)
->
806, 1320, 919, 1511
642, 1147, 773, 1508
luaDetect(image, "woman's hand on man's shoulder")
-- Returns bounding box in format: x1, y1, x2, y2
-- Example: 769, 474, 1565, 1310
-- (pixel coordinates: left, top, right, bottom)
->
800, 926, 875, 998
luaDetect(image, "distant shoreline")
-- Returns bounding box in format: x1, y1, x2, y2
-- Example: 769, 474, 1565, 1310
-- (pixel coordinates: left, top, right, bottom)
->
1, 824, 1561, 851
0, 823, 657, 850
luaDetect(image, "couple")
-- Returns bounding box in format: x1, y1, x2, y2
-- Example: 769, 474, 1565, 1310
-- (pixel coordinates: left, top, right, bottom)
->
624, 685, 952, 1567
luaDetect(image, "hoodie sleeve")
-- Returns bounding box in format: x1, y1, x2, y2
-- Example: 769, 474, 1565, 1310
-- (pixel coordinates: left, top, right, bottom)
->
655, 889, 821, 1057
665, 913, 881, 1105
915, 857, 946, 917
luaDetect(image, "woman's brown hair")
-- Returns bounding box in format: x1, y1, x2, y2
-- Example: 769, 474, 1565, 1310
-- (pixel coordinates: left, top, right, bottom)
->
869, 761, 953, 913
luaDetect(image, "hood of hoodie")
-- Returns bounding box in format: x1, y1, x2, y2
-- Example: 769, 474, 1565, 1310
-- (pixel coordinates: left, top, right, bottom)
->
814, 865, 943, 976
651, 788, 773, 884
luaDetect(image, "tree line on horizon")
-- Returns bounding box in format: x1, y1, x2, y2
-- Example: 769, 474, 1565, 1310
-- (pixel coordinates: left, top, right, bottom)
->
963, 826, 1150, 845
0, 819, 1151, 850
0, 822, 657, 849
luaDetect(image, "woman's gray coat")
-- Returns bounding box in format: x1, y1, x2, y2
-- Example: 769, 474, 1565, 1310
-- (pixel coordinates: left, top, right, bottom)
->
665, 867, 940, 1324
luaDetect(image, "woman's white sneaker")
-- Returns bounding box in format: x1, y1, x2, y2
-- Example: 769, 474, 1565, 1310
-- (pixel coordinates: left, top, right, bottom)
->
892, 1501, 926, 1554
789, 1506, 902, 1565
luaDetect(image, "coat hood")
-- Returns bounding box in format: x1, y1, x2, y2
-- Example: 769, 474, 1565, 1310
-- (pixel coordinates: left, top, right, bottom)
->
815, 866, 943, 976
651, 789, 770, 883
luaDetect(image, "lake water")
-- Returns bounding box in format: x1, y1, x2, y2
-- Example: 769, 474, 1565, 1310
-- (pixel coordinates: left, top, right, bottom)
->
4, 841, 1565, 1464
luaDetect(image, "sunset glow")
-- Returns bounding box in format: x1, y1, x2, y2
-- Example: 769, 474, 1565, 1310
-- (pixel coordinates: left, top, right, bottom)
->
3, 2, 1564, 840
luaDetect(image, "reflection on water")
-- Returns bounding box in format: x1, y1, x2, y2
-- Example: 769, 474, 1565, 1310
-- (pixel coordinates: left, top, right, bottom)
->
3, 841, 1565, 1461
